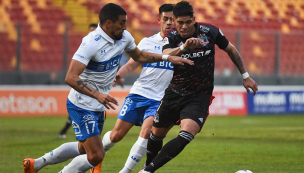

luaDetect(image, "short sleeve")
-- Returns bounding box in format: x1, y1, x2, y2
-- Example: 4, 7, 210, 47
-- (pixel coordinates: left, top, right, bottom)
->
162, 36, 176, 51
123, 30, 137, 52
72, 35, 95, 66
137, 38, 148, 51
215, 28, 229, 50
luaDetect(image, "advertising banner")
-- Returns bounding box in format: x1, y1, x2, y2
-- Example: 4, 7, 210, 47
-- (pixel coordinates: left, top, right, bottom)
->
0, 86, 130, 116
209, 90, 247, 116
247, 91, 304, 114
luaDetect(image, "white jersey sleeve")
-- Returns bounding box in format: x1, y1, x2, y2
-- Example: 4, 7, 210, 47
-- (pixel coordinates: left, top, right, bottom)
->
72, 34, 95, 65
123, 30, 137, 52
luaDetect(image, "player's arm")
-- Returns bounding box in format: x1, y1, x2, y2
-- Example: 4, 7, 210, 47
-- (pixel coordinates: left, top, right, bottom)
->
163, 38, 202, 56
112, 58, 141, 87
125, 47, 194, 65
117, 58, 141, 79
224, 42, 258, 95
65, 60, 118, 109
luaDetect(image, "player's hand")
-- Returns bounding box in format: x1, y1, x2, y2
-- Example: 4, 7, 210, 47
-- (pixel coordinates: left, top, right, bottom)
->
112, 74, 124, 87
184, 38, 203, 50
243, 77, 258, 95
116, 78, 124, 88
95, 92, 118, 110
167, 56, 194, 65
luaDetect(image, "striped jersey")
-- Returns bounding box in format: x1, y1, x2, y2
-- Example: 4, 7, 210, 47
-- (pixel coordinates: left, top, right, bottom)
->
68, 24, 137, 111
130, 32, 174, 101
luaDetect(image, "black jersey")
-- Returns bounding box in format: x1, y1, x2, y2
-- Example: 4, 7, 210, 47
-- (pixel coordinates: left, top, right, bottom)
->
163, 22, 229, 96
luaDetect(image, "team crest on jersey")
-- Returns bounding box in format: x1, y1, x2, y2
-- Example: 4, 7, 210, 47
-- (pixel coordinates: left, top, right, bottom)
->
80, 42, 86, 47
198, 34, 209, 46
199, 25, 210, 33
163, 37, 169, 45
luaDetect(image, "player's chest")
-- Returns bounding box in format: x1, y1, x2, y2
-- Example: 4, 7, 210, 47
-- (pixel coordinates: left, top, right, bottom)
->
177, 33, 214, 60
94, 40, 125, 62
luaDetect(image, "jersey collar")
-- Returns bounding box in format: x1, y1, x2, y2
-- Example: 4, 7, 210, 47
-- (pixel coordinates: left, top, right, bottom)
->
96, 23, 115, 44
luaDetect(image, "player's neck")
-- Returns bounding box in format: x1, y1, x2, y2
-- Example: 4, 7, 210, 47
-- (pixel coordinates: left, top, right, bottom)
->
100, 26, 115, 41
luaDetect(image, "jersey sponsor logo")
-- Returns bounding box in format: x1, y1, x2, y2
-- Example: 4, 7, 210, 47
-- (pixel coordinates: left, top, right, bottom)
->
155, 46, 161, 50
143, 61, 173, 70
86, 54, 122, 72
181, 50, 211, 59
163, 37, 169, 45
198, 34, 209, 46
95, 35, 101, 41
199, 25, 210, 33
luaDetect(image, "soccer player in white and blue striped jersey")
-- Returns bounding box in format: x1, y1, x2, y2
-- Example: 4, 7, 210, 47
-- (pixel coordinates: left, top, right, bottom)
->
22, 3, 193, 173
100, 4, 175, 173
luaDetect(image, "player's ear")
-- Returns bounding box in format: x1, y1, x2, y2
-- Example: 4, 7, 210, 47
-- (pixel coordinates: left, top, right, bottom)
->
158, 15, 161, 24
193, 16, 196, 22
105, 20, 112, 28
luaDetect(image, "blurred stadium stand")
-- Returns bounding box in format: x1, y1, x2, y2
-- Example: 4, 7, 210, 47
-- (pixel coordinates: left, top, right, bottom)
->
0, 0, 303, 85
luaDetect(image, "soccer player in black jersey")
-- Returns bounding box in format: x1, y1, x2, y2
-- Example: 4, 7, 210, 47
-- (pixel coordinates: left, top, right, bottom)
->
140, 1, 258, 173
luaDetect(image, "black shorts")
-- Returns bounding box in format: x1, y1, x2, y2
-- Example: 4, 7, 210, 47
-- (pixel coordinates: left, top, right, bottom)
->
153, 89, 214, 131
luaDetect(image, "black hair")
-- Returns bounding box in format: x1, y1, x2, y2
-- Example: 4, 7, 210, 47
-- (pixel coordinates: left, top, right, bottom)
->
89, 23, 98, 29
159, 4, 174, 16
99, 3, 127, 25
173, 1, 194, 18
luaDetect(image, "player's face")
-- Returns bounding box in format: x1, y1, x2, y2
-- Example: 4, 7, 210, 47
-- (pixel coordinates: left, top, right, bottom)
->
110, 15, 127, 40
159, 11, 174, 36
174, 16, 195, 38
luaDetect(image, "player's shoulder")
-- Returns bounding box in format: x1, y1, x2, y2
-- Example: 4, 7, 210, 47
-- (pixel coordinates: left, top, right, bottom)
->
79, 32, 100, 50
196, 22, 219, 31
123, 30, 134, 40
164, 28, 178, 37
142, 33, 158, 42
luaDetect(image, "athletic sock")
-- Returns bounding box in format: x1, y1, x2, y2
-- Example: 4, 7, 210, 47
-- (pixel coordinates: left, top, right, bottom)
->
144, 131, 194, 173
102, 131, 116, 153
60, 154, 94, 173
120, 136, 148, 173
145, 131, 164, 166
34, 142, 80, 171
119, 166, 131, 173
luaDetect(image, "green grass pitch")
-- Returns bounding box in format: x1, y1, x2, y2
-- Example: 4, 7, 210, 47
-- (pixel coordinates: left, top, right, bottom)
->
0, 115, 303, 173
